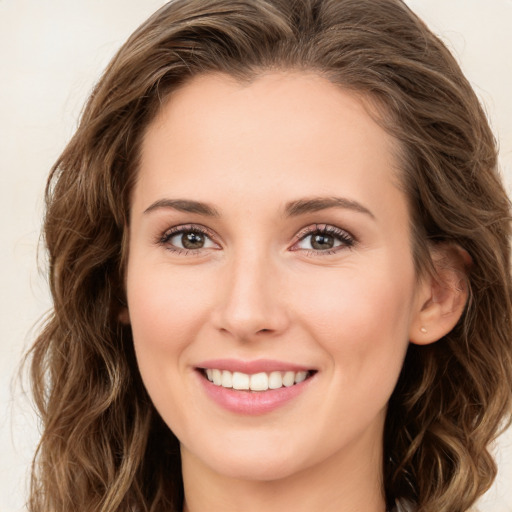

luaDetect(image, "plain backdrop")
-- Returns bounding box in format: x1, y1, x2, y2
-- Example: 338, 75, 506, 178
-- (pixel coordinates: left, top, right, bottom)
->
1, 1, 511, 510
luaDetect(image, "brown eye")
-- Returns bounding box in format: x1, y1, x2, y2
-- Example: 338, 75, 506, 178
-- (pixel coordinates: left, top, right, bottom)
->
161, 227, 218, 252
310, 234, 335, 250
181, 231, 205, 249
293, 226, 355, 253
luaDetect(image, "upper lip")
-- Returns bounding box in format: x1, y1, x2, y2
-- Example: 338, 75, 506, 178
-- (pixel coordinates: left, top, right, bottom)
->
195, 358, 314, 374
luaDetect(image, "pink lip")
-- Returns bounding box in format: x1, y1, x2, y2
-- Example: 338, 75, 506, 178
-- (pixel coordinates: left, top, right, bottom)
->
195, 358, 312, 373
194, 359, 316, 415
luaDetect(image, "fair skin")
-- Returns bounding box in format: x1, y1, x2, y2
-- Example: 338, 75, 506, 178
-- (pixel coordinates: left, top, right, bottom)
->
123, 72, 466, 512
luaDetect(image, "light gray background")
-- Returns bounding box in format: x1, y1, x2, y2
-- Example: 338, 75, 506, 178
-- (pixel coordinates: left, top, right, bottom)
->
1, 1, 511, 510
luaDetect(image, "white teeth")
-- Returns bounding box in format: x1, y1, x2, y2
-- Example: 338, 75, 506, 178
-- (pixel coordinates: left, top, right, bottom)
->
250, 372, 268, 391
232, 371, 250, 390
204, 368, 311, 391
295, 371, 308, 384
268, 371, 283, 389
212, 369, 222, 385
221, 370, 233, 388
282, 371, 295, 387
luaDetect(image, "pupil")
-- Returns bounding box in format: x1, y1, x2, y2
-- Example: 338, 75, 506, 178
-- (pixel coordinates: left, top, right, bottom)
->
182, 232, 205, 249
311, 234, 334, 250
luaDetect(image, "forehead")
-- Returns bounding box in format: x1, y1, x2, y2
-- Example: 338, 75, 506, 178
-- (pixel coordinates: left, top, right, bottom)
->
146, 72, 395, 157
136, 71, 405, 222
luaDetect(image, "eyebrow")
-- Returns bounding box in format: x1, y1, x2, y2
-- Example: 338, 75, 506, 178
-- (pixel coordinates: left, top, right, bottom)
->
284, 196, 375, 219
143, 196, 374, 219
143, 199, 220, 217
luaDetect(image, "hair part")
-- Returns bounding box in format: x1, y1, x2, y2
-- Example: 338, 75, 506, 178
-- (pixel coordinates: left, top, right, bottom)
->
28, 1, 512, 511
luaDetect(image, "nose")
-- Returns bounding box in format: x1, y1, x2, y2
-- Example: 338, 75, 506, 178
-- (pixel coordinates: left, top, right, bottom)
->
212, 251, 290, 341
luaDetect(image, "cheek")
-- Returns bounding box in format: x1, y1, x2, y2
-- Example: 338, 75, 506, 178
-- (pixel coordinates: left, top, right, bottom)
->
295, 268, 415, 437
125, 262, 215, 428
294, 261, 415, 376
126, 262, 213, 363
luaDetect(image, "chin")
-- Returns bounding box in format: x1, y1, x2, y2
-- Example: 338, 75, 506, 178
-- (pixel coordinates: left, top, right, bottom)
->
210, 454, 305, 482
184, 434, 313, 482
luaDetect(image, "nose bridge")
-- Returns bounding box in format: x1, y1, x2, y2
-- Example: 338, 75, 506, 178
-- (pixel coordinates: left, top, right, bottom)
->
214, 244, 288, 339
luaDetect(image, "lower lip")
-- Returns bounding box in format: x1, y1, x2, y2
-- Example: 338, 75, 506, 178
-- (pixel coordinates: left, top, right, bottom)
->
197, 372, 314, 415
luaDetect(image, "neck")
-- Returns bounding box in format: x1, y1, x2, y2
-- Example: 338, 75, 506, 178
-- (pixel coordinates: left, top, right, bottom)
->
181, 429, 387, 512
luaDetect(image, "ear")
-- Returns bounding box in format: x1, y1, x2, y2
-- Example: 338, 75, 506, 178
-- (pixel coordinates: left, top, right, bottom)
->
409, 244, 471, 345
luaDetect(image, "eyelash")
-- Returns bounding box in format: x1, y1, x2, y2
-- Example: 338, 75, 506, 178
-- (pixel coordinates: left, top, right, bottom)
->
157, 224, 218, 255
157, 223, 356, 256
290, 224, 356, 256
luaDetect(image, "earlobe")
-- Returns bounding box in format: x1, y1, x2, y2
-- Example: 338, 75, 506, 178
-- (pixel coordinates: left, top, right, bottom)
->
409, 244, 471, 346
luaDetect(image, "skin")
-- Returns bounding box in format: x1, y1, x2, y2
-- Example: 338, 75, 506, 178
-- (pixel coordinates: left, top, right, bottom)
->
124, 72, 464, 512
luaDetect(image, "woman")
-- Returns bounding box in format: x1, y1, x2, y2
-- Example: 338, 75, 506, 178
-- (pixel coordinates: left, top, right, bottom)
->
28, 0, 512, 511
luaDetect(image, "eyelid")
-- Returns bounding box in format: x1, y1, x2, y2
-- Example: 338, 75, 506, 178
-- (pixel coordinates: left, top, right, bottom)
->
289, 223, 356, 254
157, 223, 221, 252
155, 222, 355, 256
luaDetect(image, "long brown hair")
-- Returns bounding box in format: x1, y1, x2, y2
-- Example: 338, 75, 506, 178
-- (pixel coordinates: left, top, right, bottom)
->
28, 1, 512, 511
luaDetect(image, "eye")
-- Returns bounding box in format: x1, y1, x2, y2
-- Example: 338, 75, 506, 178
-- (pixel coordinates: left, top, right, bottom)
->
158, 225, 219, 253
291, 224, 355, 254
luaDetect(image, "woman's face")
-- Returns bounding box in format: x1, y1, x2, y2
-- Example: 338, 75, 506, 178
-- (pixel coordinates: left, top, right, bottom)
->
125, 72, 427, 481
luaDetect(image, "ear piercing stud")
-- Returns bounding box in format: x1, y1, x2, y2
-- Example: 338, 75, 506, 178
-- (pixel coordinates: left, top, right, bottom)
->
420, 327, 427, 333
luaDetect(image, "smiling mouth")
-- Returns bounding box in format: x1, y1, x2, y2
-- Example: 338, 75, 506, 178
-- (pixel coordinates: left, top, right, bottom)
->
198, 368, 316, 392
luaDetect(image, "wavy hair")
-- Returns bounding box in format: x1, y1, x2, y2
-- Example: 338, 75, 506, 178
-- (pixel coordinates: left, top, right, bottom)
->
28, 1, 512, 511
